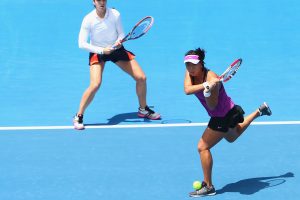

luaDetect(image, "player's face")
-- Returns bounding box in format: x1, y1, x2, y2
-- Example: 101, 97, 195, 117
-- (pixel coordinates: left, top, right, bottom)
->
186, 62, 202, 76
94, 0, 107, 12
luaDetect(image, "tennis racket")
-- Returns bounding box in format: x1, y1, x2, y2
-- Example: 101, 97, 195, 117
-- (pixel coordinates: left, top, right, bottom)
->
113, 16, 154, 48
218, 58, 242, 82
204, 58, 242, 92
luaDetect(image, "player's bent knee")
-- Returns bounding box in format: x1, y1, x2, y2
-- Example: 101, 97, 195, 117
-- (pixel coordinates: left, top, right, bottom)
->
225, 130, 240, 143
136, 75, 146, 83
197, 143, 209, 153
225, 137, 236, 143
224, 134, 238, 143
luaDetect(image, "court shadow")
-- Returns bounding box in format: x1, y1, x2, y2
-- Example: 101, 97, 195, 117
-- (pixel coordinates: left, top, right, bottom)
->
85, 112, 153, 126
217, 172, 294, 195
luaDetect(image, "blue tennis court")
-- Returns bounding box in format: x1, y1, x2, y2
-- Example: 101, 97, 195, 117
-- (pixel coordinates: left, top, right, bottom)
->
0, 0, 299, 199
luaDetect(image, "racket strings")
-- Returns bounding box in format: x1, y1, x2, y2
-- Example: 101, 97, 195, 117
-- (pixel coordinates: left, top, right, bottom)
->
130, 18, 153, 39
224, 65, 238, 79
220, 60, 241, 82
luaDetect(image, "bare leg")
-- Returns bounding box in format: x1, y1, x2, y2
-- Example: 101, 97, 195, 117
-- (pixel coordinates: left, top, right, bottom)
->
198, 128, 226, 186
236, 109, 260, 134
116, 59, 147, 108
224, 108, 260, 143
77, 63, 105, 115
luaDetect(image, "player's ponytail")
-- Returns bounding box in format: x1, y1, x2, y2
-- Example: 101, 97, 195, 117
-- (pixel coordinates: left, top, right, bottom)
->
194, 48, 206, 67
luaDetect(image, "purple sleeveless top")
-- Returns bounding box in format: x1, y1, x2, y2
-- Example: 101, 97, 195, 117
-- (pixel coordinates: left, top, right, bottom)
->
195, 84, 234, 117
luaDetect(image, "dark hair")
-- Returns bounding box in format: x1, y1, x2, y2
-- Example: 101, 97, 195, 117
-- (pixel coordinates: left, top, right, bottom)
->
185, 48, 206, 66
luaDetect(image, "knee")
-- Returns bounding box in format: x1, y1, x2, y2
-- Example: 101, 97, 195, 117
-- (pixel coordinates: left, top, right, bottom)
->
224, 131, 240, 143
225, 137, 236, 143
197, 142, 209, 154
135, 75, 146, 83
89, 82, 101, 92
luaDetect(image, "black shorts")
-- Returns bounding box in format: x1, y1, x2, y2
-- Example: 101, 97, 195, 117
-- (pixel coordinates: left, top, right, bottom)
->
89, 46, 135, 65
208, 105, 245, 133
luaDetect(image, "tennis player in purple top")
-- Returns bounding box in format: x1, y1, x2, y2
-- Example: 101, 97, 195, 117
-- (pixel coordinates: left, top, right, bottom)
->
184, 48, 272, 197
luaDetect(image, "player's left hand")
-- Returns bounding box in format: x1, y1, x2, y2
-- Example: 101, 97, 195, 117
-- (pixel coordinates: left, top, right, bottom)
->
208, 77, 220, 90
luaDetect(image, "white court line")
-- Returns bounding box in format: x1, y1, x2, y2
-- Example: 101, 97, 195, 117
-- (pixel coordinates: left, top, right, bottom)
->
0, 121, 300, 131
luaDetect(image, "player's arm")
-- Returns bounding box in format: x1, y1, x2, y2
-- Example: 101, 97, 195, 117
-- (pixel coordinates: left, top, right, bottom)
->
116, 12, 125, 42
204, 71, 220, 110
184, 70, 220, 95
78, 17, 113, 55
112, 9, 125, 49
184, 70, 207, 95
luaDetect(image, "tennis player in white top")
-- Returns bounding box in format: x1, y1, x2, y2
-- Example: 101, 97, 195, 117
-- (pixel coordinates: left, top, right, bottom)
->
73, 0, 161, 130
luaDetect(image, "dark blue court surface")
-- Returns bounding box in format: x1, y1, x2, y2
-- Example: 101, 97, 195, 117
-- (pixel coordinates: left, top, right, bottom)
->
0, 0, 299, 199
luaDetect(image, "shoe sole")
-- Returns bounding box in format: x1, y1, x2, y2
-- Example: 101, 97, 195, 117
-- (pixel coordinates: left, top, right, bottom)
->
189, 192, 217, 197
138, 113, 161, 120
74, 126, 85, 130
74, 125, 85, 130
73, 121, 85, 130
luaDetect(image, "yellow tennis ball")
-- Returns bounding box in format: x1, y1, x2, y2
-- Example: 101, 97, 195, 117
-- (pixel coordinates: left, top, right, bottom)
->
193, 181, 202, 190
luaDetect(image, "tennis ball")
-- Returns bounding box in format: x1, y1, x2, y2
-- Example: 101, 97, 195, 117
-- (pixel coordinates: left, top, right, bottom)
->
193, 181, 202, 190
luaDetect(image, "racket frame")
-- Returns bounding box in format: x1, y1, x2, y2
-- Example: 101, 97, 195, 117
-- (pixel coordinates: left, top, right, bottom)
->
218, 58, 242, 82
120, 16, 154, 44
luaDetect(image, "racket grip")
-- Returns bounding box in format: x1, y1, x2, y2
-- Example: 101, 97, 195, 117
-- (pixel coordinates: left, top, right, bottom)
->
111, 39, 124, 50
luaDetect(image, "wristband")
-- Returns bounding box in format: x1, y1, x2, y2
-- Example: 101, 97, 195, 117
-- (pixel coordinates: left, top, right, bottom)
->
203, 90, 211, 97
202, 81, 210, 90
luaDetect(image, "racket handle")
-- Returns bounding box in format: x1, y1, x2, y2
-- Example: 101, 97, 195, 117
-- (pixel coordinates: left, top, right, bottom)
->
112, 40, 125, 50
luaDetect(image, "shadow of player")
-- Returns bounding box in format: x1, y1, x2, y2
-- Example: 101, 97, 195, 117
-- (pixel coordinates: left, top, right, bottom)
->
217, 172, 294, 195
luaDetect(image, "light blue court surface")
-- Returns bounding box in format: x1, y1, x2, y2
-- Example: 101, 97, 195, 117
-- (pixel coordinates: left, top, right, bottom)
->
0, 0, 300, 199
